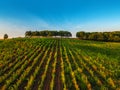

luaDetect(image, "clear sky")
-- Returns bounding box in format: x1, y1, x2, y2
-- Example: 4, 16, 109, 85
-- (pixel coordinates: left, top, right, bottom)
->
0, 0, 120, 38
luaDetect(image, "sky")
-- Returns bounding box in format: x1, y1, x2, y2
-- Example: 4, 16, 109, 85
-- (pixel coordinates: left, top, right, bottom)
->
0, 0, 120, 38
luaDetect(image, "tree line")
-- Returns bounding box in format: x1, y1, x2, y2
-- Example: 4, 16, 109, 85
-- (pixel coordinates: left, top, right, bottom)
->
76, 31, 120, 42
25, 30, 72, 37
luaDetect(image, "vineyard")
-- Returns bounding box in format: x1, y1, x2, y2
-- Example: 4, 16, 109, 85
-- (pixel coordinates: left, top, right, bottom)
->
0, 38, 120, 90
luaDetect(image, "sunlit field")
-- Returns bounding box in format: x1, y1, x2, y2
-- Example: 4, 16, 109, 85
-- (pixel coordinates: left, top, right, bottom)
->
0, 38, 120, 90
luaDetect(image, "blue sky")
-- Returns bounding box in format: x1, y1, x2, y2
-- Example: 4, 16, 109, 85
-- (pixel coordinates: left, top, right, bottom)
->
0, 0, 120, 38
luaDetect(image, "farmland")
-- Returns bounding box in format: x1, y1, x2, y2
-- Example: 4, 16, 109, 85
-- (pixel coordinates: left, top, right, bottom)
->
0, 38, 120, 90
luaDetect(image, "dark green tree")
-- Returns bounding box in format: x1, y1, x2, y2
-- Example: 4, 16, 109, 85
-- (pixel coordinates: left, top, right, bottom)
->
76, 31, 85, 39
25, 31, 32, 37
4, 34, 8, 39
76, 31, 120, 42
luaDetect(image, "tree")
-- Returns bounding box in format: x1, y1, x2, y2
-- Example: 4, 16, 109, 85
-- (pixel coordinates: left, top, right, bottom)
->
76, 31, 85, 39
25, 30, 72, 37
76, 31, 120, 42
4, 34, 8, 39
25, 31, 32, 37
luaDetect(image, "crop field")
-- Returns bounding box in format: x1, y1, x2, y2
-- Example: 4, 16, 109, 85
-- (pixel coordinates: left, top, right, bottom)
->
0, 38, 120, 90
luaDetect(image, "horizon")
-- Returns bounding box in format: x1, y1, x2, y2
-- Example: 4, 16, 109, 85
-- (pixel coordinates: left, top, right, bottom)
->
0, 0, 120, 38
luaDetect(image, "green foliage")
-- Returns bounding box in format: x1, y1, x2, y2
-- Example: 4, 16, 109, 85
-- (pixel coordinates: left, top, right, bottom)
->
25, 30, 72, 37
76, 31, 120, 42
4, 34, 8, 39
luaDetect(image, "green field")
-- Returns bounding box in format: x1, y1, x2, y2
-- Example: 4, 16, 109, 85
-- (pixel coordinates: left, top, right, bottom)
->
0, 38, 120, 90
